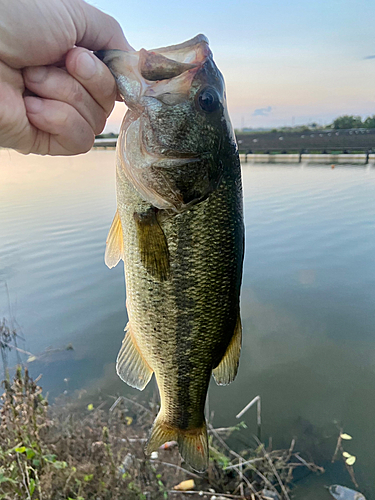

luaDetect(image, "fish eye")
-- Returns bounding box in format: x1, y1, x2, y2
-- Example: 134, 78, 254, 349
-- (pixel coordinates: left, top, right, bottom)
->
197, 87, 220, 113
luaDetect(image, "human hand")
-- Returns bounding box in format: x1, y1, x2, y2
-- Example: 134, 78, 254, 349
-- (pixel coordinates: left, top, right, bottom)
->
0, 0, 131, 155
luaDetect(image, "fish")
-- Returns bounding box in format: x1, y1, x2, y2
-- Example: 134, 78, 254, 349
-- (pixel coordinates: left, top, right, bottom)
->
96, 34, 244, 471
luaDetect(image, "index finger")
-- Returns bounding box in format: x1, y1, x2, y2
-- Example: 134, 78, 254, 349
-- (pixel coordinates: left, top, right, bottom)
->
65, 47, 117, 117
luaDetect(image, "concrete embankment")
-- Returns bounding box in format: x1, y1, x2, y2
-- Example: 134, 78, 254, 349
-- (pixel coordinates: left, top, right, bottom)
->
239, 153, 375, 165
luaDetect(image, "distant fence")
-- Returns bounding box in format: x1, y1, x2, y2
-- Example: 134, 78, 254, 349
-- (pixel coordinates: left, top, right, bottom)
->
236, 128, 375, 153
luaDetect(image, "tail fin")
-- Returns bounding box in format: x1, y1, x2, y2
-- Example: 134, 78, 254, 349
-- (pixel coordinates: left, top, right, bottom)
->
177, 422, 208, 472
146, 413, 208, 472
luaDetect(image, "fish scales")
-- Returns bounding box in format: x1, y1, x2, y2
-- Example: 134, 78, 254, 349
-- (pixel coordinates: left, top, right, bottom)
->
97, 34, 244, 471
118, 155, 242, 427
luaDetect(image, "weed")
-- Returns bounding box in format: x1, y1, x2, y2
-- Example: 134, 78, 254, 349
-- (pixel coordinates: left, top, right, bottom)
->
0, 369, 323, 499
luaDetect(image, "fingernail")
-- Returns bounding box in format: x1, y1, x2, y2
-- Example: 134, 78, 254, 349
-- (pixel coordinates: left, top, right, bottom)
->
75, 51, 97, 80
25, 96, 43, 113
24, 66, 47, 83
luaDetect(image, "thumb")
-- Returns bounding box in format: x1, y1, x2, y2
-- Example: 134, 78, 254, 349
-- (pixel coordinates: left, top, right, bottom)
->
69, 0, 133, 52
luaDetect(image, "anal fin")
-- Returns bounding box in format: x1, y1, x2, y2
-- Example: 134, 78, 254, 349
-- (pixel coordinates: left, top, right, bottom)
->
105, 210, 124, 269
213, 313, 242, 386
116, 322, 153, 390
133, 208, 170, 281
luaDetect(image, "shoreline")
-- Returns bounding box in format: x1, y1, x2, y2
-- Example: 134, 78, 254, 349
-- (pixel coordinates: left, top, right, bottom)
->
91, 140, 375, 165
0, 367, 327, 500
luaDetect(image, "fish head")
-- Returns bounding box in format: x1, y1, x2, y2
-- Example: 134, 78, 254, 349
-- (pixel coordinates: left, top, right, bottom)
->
96, 35, 236, 212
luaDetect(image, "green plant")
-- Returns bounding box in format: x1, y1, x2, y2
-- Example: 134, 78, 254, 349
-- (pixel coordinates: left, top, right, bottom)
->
0, 368, 324, 499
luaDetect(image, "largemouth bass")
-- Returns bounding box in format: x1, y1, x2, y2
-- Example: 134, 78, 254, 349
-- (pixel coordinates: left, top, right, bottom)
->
96, 35, 244, 471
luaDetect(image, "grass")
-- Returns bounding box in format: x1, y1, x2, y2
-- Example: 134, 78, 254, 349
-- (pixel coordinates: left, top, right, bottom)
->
0, 367, 325, 500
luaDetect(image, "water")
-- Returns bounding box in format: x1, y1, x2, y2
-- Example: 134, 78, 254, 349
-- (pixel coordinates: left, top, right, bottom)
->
1, 150, 375, 497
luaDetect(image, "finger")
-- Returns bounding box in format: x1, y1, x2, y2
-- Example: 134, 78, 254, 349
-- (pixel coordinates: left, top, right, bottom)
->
0, 62, 31, 151
24, 96, 95, 155
65, 47, 117, 117
0, 82, 27, 150
66, 0, 133, 51
23, 64, 106, 134
0, 59, 24, 90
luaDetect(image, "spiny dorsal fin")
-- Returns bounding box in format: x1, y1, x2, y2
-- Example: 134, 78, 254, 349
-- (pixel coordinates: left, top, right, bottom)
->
105, 210, 124, 269
116, 322, 153, 390
133, 208, 170, 281
212, 313, 242, 386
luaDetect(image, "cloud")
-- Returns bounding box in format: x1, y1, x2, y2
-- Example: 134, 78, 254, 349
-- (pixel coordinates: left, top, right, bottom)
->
253, 106, 272, 116
364, 55, 375, 59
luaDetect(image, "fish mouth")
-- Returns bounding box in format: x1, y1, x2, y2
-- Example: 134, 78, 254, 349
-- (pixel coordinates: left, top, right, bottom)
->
148, 34, 209, 60
95, 33, 209, 68
94, 35, 212, 109
95, 49, 198, 83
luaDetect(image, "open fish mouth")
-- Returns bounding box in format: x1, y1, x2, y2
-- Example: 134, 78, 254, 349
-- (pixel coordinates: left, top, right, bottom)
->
95, 35, 212, 109
95, 34, 210, 80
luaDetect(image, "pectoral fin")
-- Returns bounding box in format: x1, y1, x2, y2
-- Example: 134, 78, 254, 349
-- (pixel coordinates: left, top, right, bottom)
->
116, 322, 153, 390
213, 313, 242, 386
133, 208, 170, 281
105, 210, 124, 269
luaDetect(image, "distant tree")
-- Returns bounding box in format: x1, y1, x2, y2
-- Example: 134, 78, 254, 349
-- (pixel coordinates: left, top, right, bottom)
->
363, 115, 375, 128
332, 115, 363, 129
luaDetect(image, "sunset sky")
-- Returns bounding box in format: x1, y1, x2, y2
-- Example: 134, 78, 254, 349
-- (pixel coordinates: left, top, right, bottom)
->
87, 0, 375, 132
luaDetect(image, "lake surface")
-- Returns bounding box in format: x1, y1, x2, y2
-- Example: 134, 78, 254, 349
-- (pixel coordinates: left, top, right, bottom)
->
1, 149, 375, 498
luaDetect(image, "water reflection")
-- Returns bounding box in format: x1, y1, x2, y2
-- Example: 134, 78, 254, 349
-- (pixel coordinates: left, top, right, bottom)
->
1, 151, 375, 495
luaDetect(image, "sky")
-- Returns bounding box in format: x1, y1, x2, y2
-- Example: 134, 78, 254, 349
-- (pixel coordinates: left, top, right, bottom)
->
87, 0, 375, 131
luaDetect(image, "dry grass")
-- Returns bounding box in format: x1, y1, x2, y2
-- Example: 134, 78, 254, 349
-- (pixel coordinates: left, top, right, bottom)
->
0, 367, 325, 500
